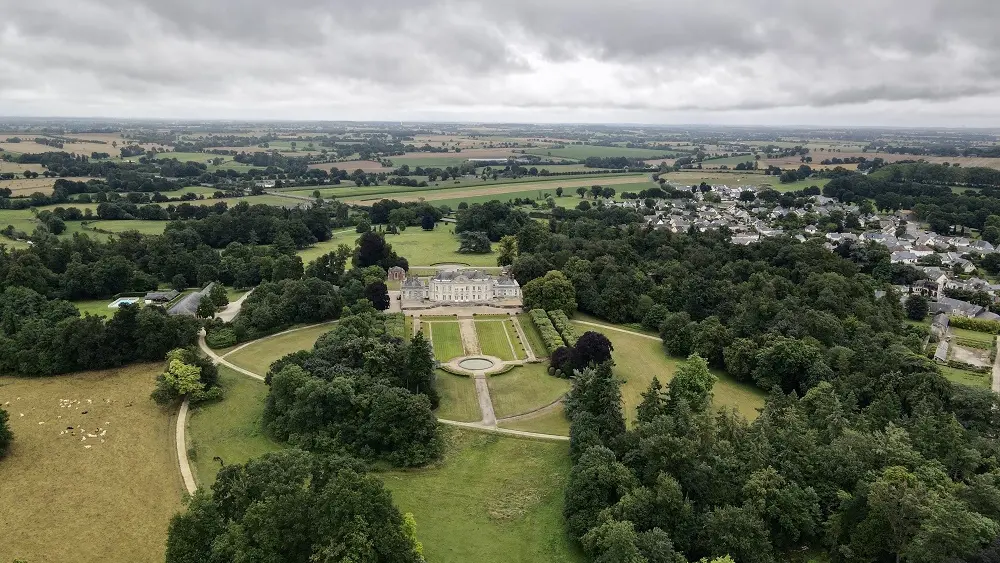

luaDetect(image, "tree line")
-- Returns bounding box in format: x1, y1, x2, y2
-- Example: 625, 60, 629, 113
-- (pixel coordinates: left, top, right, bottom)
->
504, 204, 1000, 561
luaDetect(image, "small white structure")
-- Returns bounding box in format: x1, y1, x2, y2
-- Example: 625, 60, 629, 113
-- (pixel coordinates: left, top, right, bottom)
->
401, 269, 520, 303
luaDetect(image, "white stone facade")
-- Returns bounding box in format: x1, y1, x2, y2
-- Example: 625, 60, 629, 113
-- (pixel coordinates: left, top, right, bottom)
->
401, 269, 521, 303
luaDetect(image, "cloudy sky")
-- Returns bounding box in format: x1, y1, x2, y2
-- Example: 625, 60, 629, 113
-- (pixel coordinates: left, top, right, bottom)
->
2, 0, 999, 126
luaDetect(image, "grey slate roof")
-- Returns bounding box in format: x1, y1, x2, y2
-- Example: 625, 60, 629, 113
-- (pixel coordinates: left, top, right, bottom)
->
168, 282, 214, 316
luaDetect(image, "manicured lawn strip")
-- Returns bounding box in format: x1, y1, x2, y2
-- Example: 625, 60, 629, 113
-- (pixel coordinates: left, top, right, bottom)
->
428, 321, 465, 362
0, 364, 182, 563
940, 365, 992, 389
476, 320, 516, 361
517, 313, 549, 358
487, 363, 570, 418
72, 297, 118, 318
226, 323, 334, 376
382, 428, 583, 563
187, 366, 283, 486
505, 320, 528, 360
573, 321, 766, 422
405, 315, 414, 337
498, 403, 571, 436
433, 370, 481, 422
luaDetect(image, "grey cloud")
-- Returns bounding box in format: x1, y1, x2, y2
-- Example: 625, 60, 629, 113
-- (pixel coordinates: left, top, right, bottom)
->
2, 0, 1000, 123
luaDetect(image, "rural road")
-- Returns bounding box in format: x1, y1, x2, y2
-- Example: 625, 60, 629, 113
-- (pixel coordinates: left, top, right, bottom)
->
215, 289, 253, 323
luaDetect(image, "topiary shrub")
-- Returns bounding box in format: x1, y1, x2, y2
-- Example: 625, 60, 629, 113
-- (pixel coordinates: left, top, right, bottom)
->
206, 328, 237, 349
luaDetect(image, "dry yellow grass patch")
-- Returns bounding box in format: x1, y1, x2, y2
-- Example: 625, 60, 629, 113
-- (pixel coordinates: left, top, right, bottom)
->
309, 160, 389, 172
341, 175, 651, 204
1, 176, 92, 196
0, 364, 183, 563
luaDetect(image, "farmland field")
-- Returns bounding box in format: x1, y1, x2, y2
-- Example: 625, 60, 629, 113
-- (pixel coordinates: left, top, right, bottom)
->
524, 145, 676, 160
0, 364, 182, 563
573, 320, 766, 422
1, 175, 93, 196
187, 366, 283, 486
940, 365, 991, 389
434, 370, 481, 422
339, 174, 650, 204
225, 323, 336, 376
487, 363, 570, 418
382, 428, 583, 563
428, 321, 466, 361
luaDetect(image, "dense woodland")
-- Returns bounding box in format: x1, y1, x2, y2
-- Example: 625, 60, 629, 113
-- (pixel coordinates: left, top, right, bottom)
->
262, 307, 441, 467
500, 206, 1000, 562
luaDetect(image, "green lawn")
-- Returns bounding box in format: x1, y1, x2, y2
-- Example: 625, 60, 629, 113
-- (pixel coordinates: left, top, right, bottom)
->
428, 321, 465, 362
700, 154, 758, 167
187, 366, 284, 486
516, 314, 549, 358
498, 403, 571, 436
940, 365, 992, 389
384, 226, 496, 266
431, 189, 561, 209
476, 320, 516, 361
86, 219, 167, 235
573, 321, 766, 422
225, 323, 335, 376
488, 363, 571, 419
434, 370, 481, 422
382, 428, 583, 563
0, 208, 40, 234
72, 297, 118, 318
506, 320, 529, 360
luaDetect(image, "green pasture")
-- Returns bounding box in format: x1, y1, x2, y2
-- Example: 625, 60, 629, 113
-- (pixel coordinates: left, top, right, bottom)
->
939, 365, 991, 389
382, 428, 583, 563
524, 145, 676, 160
187, 366, 284, 486
382, 226, 497, 266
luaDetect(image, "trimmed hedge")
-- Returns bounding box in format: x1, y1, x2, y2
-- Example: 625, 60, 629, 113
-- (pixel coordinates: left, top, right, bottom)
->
439, 364, 473, 377
953, 337, 992, 351
949, 316, 1000, 335
529, 309, 564, 354
946, 359, 991, 374
547, 310, 578, 346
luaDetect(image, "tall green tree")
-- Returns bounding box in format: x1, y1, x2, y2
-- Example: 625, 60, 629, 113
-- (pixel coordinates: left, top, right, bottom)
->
165, 450, 423, 563
522, 270, 577, 316
0, 407, 12, 458
496, 235, 519, 267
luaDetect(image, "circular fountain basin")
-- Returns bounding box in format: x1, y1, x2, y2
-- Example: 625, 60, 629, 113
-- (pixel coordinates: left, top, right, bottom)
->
458, 357, 496, 371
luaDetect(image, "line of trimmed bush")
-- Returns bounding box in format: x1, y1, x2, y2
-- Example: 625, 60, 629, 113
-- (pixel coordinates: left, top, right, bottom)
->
949, 316, 1000, 334
438, 364, 473, 377
953, 337, 992, 350
547, 310, 577, 346
946, 359, 991, 374
529, 308, 564, 354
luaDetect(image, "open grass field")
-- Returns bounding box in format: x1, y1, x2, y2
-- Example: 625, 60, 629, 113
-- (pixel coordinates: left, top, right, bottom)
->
0, 364, 182, 563
770, 178, 831, 192
225, 323, 335, 376
382, 428, 583, 563
87, 219, 168, 235
0, 161, 44, 174
434, 370, 481, 422
700, 154, 758, 168
498, 402, 570, 436
72, 297, 121, 317
940, 365, 991, 389
428, 321, 466, 361
383, 226, 497, 266
517, 313, 549, 358
487, 363, 571, 419
309, 160, 390, 173
187, 366, 283, 486
1, 175, 92, 196
660, 170, 774, 187
573, 321, 766, 422
0, 208, 42, 233
340, 174, 650, 205
475, 320, 517, 361
33, 194, 301, 216
523, 145, 675, 160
